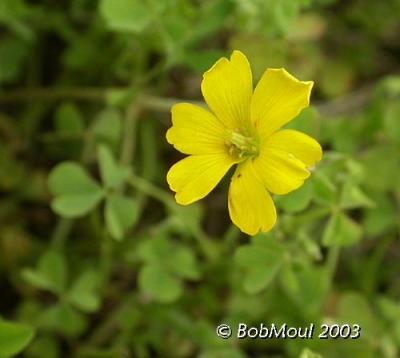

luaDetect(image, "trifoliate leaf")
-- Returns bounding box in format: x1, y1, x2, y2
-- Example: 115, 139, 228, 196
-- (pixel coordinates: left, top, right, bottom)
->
138, 264, 182, 303
235, 235, 286, 294
38, 303, 87, 338
48, 162, 104, 218
21, 250, 67, 295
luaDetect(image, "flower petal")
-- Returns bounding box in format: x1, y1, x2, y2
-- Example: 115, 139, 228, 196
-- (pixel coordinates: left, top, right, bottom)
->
167, 154, 237, 205
253, 145, 310, 195
264, 129, 322, 166
251, 68, 313, 138
166, 103, 227, 155
201, 50, 252, 130
228, 160, 277, 235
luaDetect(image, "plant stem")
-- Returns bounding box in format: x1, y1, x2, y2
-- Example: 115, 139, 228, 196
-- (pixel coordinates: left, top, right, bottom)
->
127, 174, 175, 209
0, 84, 379, 116
138, 95, 204, 112
127, 174, 217, 260
326, 244, 340, 285
0, 87, 109, 102
50, 219, 73, 250
49, 131, 95, 248
223, 225, 240, 253
120, 100, 139, 166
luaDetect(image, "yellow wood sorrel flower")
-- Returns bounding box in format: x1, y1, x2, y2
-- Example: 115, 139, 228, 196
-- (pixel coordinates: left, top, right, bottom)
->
166, 50, 322, 235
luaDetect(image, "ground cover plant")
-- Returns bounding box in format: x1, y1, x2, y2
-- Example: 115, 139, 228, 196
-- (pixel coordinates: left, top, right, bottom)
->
0, 0, 399, 357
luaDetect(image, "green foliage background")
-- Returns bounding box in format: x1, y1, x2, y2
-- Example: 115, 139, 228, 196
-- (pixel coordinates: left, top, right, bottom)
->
0, 0, 400, 357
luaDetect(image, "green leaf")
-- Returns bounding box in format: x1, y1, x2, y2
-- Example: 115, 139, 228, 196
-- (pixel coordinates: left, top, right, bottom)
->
54, 102, 84, 135
383, 100, 400, 144
299, 348, 322, 358
105, 194, 139, 241
339, 182, 375, 209
200, 347, 246, 358
276, 179, 313, 213
167, 246, 200, 280
21, 250, 67, 295
97, 145, 130, 189
137, 234, 171, 263
320, 61, 354, 98
362, 144, 400, 191
138, 264, 182, 303
137, 235, 201, 279
311, 172, 336, 205
280, 263, 328, 314
170, 202, 204, 235
91, 108, 122, 144
363, 194, 397, 237
0, 320, 34, 357
322, 213, 362, 247
38, 303, 87, 338
99, 0, 150, 33
235, 235, 286, 294
48, 162, 104, 218
0, 37, 28, 84
285, 106, 320, 137
338, 292, 380, 340
67, 270, 100, 313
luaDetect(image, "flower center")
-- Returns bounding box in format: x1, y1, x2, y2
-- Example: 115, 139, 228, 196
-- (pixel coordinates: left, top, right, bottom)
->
226, 130, 260, 159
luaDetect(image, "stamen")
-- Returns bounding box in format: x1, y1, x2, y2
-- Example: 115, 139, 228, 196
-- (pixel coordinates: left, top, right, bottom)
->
226, 130, 259, 159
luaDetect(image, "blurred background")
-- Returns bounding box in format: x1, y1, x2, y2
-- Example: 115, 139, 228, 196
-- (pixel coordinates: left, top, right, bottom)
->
0, 0, 399, 357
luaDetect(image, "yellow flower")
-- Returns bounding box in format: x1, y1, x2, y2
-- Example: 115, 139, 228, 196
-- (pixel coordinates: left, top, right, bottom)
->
166, 50, 322, 235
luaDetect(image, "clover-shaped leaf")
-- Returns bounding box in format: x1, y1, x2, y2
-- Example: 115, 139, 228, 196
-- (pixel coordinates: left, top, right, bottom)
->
54, 102, 84, 135
99, 0, 151, 34
22, 253, 101, 314
280, 262, 328, 313
105, 194, 139, 241
276, 179, 313, 213
67, 270, 101, 313
311, 171, 336, 205
38, 303, 87, 338
339, 182, 375, 210
322, 212, 362, 247
97, 145, 130, 190
235, 234, 286, 294
48, 162, 104, 218
91, 108, 122, 145
137, 235, 200, 303
22, 250, 67, 295
0, 320, 34, 358
138, 264, 182, 303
